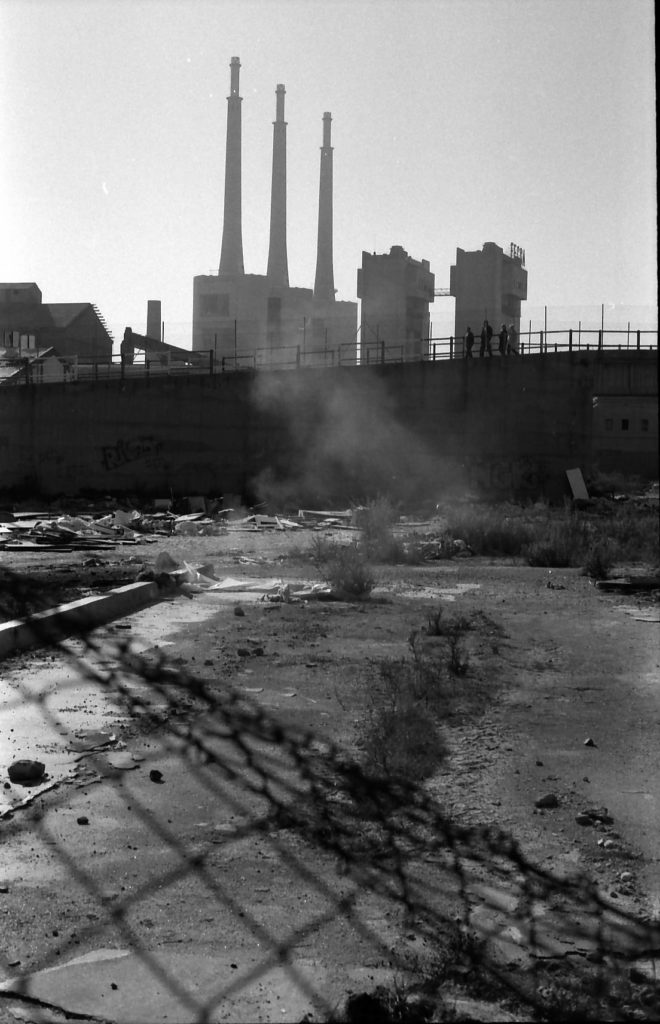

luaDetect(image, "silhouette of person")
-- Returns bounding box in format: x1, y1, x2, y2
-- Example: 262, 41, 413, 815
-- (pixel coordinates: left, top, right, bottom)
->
507, 323, 519, 355
120, 328, 135, 366
480, 320, 493, 357
465, 326, 474, 359
498, 324, 508, 356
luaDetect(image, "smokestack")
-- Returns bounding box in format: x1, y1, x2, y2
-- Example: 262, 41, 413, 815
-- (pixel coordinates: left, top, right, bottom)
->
146, 300, 161, 341
314, 112, 335, 305
219, 56, 244, 276
266, 85, 289, 288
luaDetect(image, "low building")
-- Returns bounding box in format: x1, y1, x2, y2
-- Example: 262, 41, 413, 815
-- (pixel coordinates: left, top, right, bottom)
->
0, 283, 113, 362
0, 346, 75, 385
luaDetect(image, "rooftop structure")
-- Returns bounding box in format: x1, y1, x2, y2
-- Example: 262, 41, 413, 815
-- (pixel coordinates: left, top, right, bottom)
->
357, 246, 435, 361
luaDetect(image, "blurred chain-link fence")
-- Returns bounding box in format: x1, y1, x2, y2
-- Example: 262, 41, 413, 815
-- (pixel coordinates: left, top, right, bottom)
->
1, 571, 659, 1023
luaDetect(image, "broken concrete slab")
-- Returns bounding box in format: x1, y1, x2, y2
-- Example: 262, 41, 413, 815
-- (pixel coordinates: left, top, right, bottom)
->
566, 468, 589, 501
0, 581, 160, 660
0, 948, 335, 1023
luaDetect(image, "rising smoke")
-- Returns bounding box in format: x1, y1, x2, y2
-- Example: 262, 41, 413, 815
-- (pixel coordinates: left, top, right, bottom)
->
248, 368, 467, 511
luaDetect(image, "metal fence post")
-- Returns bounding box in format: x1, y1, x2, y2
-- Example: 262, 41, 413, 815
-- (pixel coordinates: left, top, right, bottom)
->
209, 350, 214, 375
540, 331, 544, 353
380, 340, 385, 364
598, 330, 603, 351
568, 329, 573, 353
450, 336, 454, 359
636, 330, 641, 351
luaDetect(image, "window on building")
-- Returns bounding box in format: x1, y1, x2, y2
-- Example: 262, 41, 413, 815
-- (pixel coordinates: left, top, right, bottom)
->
200, 294, 230, 317
605, 418, 613, 432
621, 419, 629, 431
641, 419, 649, 432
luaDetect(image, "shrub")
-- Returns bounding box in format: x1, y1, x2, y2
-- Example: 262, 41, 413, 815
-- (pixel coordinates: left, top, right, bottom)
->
524, 517, 591, 567
355, 496, 401, 562
360, 698, 447, 780
313, 539, 376, 598
445, 509, 534, 557
583, 541, 615, 580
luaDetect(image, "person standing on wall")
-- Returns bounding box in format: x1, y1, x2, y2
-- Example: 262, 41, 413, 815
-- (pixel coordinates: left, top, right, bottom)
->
480, 320, 493, 357
507, 323, 519, 355
498, 323, 508, 356
465, 326, 475, 359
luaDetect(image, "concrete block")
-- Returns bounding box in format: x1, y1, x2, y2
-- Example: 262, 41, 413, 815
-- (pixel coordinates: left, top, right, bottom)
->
0, 581, 160, 660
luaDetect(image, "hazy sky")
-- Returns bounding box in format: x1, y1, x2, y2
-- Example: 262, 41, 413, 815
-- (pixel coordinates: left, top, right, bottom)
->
1, 0, 656, 346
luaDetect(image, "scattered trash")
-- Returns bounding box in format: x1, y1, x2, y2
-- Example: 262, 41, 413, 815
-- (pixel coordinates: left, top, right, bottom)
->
8, 760, 45, 784
584, 737, 597, 747
77, 816, 89, 825
70, 730, 118, 753
234, 605, 245, 617
149, 769, 164, 784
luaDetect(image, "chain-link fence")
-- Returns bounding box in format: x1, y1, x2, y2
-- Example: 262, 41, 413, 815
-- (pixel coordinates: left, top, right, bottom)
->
1, 572, 659, 1022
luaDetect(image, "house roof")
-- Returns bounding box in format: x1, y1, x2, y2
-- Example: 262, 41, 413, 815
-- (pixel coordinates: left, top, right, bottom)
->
0, 303, 91, 330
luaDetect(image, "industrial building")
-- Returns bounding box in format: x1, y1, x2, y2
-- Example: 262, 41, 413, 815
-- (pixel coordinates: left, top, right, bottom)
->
450, 242, 527, 356
192, 58, 357, 367
357, 247, 435, 361
0, 283, 113, 362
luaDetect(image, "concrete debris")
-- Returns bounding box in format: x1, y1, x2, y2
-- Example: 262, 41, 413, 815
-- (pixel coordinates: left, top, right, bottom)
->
584, 737, 597, 747
566, 468, 590, 501
535, 793, 559, 809
7, 759, 46, 784
597, 575, 660, 593
70, 730, 118, 753
144, 554, 332, 601
0, 509, 166, 550
580, 805, 614, 825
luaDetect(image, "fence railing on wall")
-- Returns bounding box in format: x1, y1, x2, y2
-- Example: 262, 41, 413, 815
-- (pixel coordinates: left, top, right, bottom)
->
2, 327, 657, 385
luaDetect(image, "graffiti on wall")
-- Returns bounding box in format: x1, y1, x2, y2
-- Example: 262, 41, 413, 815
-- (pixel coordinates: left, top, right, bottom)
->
101, 436, 164, 472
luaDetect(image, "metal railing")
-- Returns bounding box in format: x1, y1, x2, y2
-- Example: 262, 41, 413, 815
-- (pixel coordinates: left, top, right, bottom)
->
1, 327, 657, 385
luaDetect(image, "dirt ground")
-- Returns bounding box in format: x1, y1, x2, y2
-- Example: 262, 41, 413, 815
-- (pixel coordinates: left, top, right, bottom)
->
0, 519, 659, 1022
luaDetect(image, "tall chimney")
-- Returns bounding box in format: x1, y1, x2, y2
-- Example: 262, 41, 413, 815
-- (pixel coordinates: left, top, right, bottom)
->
314, 112, 335, 304
219, 56, 244, 276
146, 300, 161, 341
266, 85, 289, 288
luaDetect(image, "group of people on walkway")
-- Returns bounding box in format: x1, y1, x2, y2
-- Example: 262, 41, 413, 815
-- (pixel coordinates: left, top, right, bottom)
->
464, 320, 518, 358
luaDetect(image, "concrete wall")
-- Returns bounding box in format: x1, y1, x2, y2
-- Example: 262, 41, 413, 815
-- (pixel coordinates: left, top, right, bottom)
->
0, 351, 656, 503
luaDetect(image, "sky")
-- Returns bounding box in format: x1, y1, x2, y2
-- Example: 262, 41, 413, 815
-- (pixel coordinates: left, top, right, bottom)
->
0, 0, 657, 348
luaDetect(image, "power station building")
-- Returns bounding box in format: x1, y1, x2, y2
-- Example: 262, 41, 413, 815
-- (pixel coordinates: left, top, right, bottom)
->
357, 246, 435, 361
450, 242, 527, 356
192, 58, 357, 367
